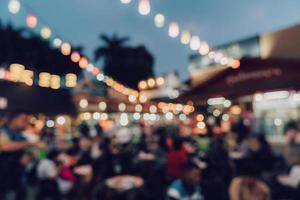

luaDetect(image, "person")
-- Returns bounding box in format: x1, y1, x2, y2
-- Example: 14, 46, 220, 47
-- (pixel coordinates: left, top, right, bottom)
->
166, 137, 187, 181
0, 111, 33, 200
167, 161, 204, 200
229, 159, 270, 200
36, 150, 61, 200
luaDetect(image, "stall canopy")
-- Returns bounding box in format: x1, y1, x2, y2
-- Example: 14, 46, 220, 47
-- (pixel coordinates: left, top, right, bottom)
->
179, 58, 300, 101
0, 81, 77, 115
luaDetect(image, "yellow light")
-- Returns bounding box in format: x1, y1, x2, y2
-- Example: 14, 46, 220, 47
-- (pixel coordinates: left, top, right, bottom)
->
61, 42, 71, 56
230, 105, 242, 115
83, 112, 92, 121
39, 72, 51, 87
8, 0, 21, 14
79, 57, 88, 69
26, 14, 38, 28
138, 0, 151, 16
196, 114, 204, 121
199, 42, 210, 55
56, 116, 66, 125
168, 22, 179, 38
20, 70, 33, 86
156, 77, 165, 86
106, 78, 114, 87
9, 64, 25, 82
154, 14, 165, 28
71, 52, 81, 63
138, 81, 147, 90
147, 78, 155, 88
50, 75, 60, 89
139, 94, 147, 103
190, 36, 201, 51
40, 26, 52, 39
65, 73, 77, 87
181, 31, 191, 45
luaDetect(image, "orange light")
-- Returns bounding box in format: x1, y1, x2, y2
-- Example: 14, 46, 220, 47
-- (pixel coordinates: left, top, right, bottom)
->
231, 60, 240, 69
196, 114, 204, 121
92, 67, 99, 75
61, 43, 71, 56
71, 52, 80, 63
138, 81, 147, 90
26, 14, 38, 28
147, 78, 156, 88
156, 77, 165, 86
79, 57, 88, 69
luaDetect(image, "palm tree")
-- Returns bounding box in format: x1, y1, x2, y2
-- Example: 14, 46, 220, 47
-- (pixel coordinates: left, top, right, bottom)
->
94, 34, 154, 89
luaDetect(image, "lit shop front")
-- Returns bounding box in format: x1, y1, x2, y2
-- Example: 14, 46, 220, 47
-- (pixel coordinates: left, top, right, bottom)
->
180, 58, 300, 137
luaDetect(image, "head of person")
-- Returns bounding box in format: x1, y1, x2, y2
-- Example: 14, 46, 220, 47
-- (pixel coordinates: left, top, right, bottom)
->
7, 111, 29, 131
182, 161, 201, 187
47, 149, 60, 162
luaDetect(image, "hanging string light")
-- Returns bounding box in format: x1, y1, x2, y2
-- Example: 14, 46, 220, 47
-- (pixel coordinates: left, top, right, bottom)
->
40, 26, 52, 39
154, 14, 165, 28
190, 36, 201, 51
26, 14, 38, 28
180, 31, 191, 45
168, 22, 180, 38
8, 0, 21, 14
138, 0, 151, 16
120, 0, 132, 4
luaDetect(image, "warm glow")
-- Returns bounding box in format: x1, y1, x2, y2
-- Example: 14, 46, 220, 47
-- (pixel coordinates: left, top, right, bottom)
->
196, 114, 204, 122
230, 105, 242, 115
39, 72, 51, 87
149, 105, 157, 113
154, 14, 165, 28
50, 75, 60, 89
147, 78, 155, 88
138, 81, 147, 90
65, 73, 77, 87
40, 26, 52, 39
231, 60, 240, 69
168, 22, 179, 38
139, 94, 147, 103
96, 74, 105, 81
26, 14, 38, 28
118, 103, 126, 112
190, 36, 201, 51
197, 121, 206, 129
138, 0, 151, 16
135, 104, 143, 112
8, 0, 21, 14
156, 77, 165, 86
71, 52, 81, 63
181, 31, 191, 45
61, 42, 71, 56
53, 38, 62, 47
20, 70, 33, 86
128, 95, 137, 103
9, 64, 24, 82
79, 57, 88, 68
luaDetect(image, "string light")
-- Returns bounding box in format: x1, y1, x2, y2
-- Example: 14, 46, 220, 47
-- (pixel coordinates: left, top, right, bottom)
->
8, 0, 21, 14
53, 38, 62, 47
65, 73, 77, 87
79, 99, 88, 109
198, 42, 210, 55
138, 0, 151, 16
120, 0, 132, 4
181, 31, 191, 45
71, 52, 81, 63
26, 14, 38, 28
168, 22, 180, 38
98, 102, 107, 111
50, 75, 60, 89
40, 26, 52, 39
61, 42, 71, 56
154, 14, 165, 28
190, 36, 201, 51
79, 57, 88, 68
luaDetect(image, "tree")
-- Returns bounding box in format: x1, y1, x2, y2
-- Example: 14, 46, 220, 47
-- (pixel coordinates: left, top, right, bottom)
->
94, 34, 154, 89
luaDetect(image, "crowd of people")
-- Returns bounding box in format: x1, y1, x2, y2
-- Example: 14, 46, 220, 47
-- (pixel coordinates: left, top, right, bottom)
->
1, 111, 300, 200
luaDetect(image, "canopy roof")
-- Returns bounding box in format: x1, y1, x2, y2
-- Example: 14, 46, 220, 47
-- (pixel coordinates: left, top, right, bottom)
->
179, 58, 300, 102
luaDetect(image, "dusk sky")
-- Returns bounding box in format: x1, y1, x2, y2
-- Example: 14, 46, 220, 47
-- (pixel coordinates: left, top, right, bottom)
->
1, 0, 300, 80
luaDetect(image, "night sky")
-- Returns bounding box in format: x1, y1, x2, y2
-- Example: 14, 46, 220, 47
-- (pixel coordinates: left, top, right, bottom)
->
1, 0, 300, 80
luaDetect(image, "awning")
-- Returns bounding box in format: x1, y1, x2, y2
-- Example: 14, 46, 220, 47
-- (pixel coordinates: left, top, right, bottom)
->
179, 58, 300, 101
0, 81, 77, 116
